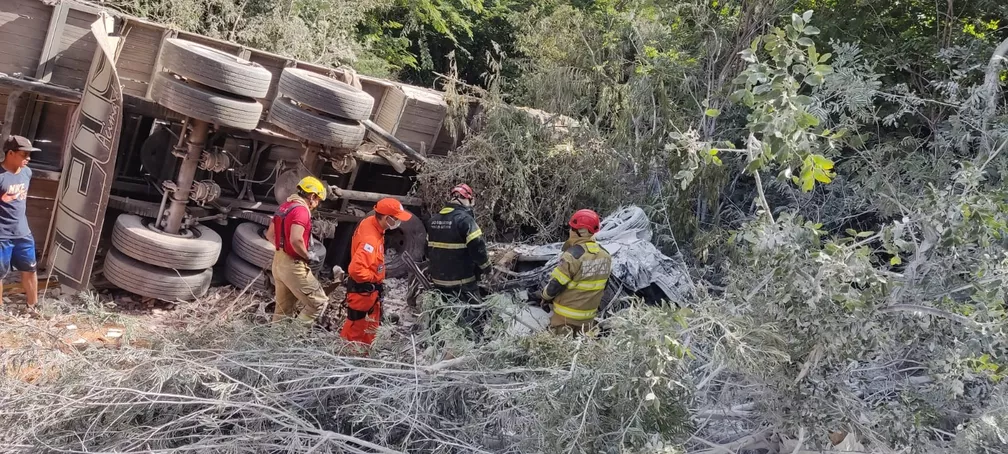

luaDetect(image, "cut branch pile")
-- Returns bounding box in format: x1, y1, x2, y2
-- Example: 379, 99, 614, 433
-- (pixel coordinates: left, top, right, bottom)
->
0, 298, 693, 453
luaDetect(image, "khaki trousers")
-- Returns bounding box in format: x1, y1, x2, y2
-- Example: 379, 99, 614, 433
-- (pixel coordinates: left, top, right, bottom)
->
271, 251, 327, 323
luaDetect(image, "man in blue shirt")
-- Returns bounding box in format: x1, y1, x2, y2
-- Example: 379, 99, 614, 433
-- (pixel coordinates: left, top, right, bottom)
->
0, 135, 40, 310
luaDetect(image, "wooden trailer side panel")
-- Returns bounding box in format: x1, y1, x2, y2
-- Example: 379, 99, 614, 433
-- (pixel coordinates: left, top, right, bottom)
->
116, 20, 164, 98
0, 0, 51, 134
27, 171, 60, 262
49, 8, 98, 90
33, 6, 96, 169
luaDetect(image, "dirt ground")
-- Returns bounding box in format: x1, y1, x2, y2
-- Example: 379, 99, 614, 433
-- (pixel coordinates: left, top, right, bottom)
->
0, 271, 418, 354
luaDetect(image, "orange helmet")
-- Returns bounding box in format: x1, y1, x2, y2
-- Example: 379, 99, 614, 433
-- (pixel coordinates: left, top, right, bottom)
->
375, 198, 413, 221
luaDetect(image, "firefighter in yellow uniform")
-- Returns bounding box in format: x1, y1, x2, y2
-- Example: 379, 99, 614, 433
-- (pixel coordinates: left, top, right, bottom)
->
540, 209, 612, 335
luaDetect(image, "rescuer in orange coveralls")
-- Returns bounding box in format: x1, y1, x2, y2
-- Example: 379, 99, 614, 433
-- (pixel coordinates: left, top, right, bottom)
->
340, 198, 413, 345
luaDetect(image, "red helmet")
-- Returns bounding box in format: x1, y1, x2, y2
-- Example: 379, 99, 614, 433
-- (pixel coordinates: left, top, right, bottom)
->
451, 183, 474, 200
569, 209, 601, 234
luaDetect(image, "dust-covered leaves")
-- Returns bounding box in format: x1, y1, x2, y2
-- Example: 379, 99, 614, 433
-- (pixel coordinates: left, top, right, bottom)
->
415, 101, 628, 241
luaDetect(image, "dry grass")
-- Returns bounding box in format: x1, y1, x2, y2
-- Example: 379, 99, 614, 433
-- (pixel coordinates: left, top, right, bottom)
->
0, 288, 693, 453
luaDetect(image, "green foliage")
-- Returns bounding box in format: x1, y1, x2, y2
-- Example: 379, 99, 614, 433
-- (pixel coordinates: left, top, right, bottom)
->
105, 0, 385, 68
506, 0, 769, 239
415, 101, 626, 241
356, 0, 524, 85
726, 11, 840, 192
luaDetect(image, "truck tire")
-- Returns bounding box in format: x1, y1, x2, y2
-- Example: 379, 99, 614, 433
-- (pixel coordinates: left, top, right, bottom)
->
160, 38, 273, 99
234, 221, 327, 273
309, 236, 327, 276
382, 209, 425, 279
105, 248, 213, 301
278, 68, 374, 121
151, 72, 263, 131
225, 253, 272, 293
111, 213, 222, 271
233, 222, 274, 269
268, 96, 365, 149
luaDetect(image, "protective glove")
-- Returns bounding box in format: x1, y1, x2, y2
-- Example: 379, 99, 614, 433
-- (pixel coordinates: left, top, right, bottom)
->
331, 265, 345, 283
306, 251, 322, 268
536, 294, 552, 312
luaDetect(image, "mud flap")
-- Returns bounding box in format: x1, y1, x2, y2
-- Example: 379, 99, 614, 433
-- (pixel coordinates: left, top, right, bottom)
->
48, 13, 123, 294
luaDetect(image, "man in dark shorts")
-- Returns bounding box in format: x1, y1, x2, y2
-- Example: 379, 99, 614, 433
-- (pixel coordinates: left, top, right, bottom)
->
0, 135, 40, 310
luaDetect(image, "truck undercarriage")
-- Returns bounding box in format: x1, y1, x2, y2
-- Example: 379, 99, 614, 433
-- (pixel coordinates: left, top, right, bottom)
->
0, 0, 458, 300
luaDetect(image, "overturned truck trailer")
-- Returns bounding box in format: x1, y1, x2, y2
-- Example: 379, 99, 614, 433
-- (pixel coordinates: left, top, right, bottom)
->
0, 0, 461, 300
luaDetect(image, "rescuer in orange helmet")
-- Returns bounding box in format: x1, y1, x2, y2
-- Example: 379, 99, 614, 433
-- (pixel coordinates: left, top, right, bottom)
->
340, 197, 413, 345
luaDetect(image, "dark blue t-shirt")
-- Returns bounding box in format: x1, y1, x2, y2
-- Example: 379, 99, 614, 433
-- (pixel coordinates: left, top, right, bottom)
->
0, 166, 32, 239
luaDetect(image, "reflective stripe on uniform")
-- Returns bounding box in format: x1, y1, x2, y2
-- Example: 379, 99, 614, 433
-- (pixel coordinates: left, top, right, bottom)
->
432, 276, 477, 286
567, 279, 607, 291
551, 268, 571, 285
465, 228, 483, 244
429, 241, 466, 249
439, 207, 455, 214
553, 303, 597, 320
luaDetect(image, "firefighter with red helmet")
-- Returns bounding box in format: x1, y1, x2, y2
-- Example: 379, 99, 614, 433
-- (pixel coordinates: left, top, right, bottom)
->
541, 209, 613, 335
425, 183, 492, 336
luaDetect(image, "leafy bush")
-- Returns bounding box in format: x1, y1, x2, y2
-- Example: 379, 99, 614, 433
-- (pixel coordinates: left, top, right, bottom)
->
415, 101, 633, 241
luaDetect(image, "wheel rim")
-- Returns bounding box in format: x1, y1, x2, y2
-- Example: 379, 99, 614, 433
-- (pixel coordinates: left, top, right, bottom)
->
144, 218, 198, 239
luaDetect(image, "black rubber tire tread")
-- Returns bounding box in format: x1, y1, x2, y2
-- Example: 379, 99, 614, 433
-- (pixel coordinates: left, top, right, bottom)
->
233, 222, 274, 269
382, 209, 425, 279
225, 253, 272, 293
151, 72, 263, 131
267, 96, 365, 148
160, 38, 273, 99
111, 213, 222, 271
233, 221, 326, 273
105, 248, 212, 301
278, 68, 374, 121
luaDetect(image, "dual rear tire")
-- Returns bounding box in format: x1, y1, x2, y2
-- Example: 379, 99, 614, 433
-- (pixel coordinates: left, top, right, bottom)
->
268, 67, 372, 150
104, 214, 220, 301
105, 38, 270, 301
223, 221, 327, 294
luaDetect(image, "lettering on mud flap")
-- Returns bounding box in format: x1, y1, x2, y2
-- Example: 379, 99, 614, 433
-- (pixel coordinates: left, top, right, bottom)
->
50, 14, 123, 293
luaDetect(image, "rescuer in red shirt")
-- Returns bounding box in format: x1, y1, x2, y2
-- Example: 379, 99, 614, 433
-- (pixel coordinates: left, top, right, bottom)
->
265, 176, 328, 323
340, 198, 413, 345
